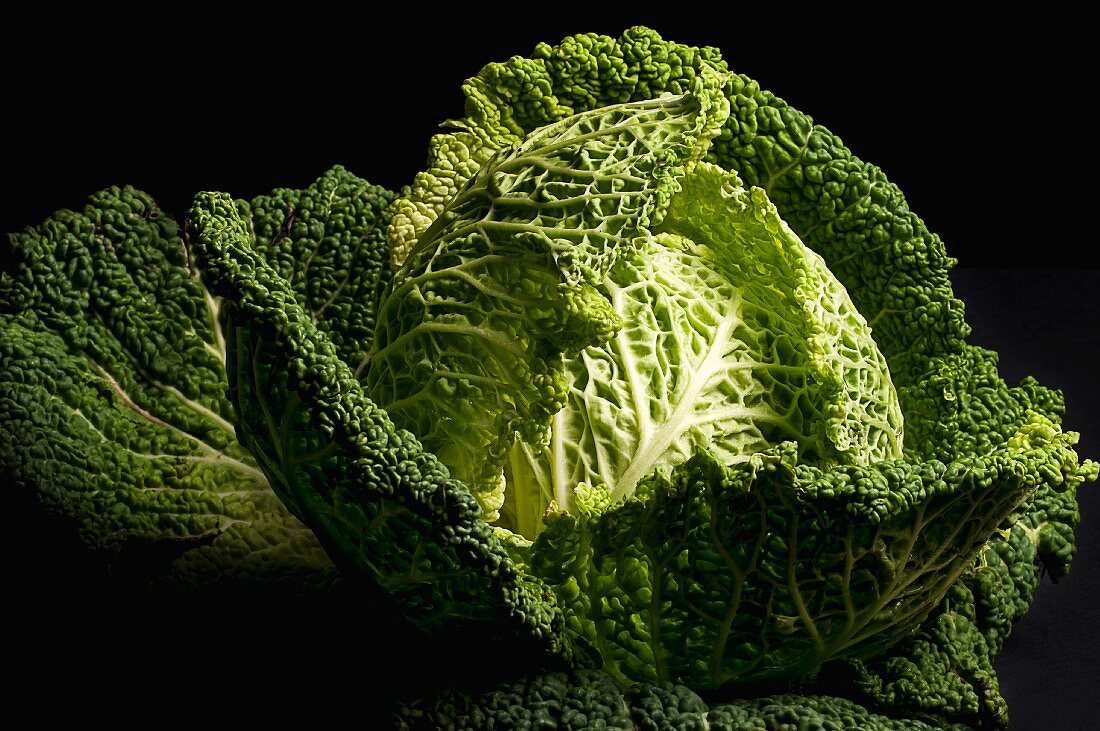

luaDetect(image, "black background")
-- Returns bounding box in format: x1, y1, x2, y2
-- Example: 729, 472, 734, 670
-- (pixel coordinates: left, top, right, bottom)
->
4, 12, 1097, 729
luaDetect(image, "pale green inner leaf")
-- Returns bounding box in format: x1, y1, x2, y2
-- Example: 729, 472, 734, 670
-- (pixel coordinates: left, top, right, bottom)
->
502, 162, 903, 537
368, 85, 726, 523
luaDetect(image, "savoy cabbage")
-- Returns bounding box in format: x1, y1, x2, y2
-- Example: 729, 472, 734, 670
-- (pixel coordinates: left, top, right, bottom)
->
2, 26, 1094, 730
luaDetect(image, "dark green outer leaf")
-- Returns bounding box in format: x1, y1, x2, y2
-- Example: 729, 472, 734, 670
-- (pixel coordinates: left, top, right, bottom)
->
530, 424, 1087, 690
189, 191, 571, 661
0, 166, 394, 589
396, 668, 971, 730
0, 185, 324, 587
241, 166, 397, 371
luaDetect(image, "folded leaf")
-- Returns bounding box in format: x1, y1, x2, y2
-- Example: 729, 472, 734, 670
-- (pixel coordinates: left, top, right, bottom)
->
530, 416, 1090, 688
189, 190, 570, 660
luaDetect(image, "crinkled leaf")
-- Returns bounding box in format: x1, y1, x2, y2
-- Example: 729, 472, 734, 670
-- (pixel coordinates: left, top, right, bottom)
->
506, 162, 903, 536
0, 167, 394, 589
835, 582, 1006, 729
397, 668, 971, 730
368, 71, 729, 522
0, 186, 317, 587
189, 191, 570, 660
528, 411, 1090, 689
241, 166, 398, 369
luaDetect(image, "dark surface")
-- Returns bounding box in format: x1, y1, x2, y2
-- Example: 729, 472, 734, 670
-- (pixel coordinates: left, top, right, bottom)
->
3, 13, 1097, 728
2, 12, 1095, 267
